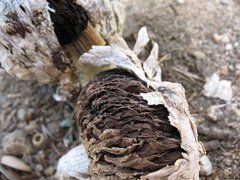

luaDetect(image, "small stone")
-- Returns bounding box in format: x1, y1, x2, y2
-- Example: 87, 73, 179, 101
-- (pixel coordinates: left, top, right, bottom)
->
236, 64, 240, 74
176, 0, 185, 4
25, 121, 39, 135
226, 104, 240, 121
17, 108, 34, 122
44, 166, 55, 176
223, 159, 232, 167
203, 73, 232, 102
191, 50, 206, 59
225, 43, 233, 50
220, 65, 228, 76
229, 64, 234, 70
59, 119, 72, 128
35, 164, 43, 172
207, 105, 222, 122
17, 108, 26, 121
212, 33, 230, 44
212, 33, 221, 43
2, 130, 33, 156
47, 121, 61, 138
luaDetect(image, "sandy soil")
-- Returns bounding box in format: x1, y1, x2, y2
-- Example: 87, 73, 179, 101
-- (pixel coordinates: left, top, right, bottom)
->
0, 0, 239, 179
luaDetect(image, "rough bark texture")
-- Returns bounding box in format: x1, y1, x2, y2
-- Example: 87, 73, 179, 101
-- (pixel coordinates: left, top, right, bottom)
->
0, 0, 124, 91
77, 69, 183, 179
0, 0, 77, 91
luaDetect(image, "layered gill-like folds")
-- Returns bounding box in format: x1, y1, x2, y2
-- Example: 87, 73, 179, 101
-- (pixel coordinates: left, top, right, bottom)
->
77, 69, 183, 179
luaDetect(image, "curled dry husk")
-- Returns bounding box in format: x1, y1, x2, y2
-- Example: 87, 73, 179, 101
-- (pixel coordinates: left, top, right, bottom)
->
62, 27, 211, 179
1, 155, 31, 172
57, 144, 90, 180
0, 0, 124, 91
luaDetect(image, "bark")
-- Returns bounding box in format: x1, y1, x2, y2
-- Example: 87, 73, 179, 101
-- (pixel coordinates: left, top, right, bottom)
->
0, 0, 124, 91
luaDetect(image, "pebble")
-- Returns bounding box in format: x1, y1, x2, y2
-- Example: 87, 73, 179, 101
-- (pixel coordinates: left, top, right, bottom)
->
25, 121, 39, 135
223, 159, 232, 167
226, 104, 240, 121
225, 43, 233, 50
2, 130, 33, 156
236, 64, 240, 74
17, 108, 34, 122
212, 33, 230, 44
44, 166, 55, 176
17, 108, 26, 121
207, 105, 225, 122
203, 140, 221, 151
35, 164, 43, 172
47, 121, 61, 138
176, 0, 185, 4
203, 73, 232, 102
220, 65, 228, 76
191, 50, 206, 59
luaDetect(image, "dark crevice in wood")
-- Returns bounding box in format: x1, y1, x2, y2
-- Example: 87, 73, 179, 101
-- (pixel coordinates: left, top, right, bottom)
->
46, 0, 89, 45
19, 5, 26, 13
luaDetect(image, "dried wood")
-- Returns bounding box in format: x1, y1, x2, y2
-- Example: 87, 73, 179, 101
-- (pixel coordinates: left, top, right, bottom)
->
0, 0, 124, 91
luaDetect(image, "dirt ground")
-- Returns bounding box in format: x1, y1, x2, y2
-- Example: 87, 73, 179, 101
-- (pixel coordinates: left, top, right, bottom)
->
0, 0, 239, 179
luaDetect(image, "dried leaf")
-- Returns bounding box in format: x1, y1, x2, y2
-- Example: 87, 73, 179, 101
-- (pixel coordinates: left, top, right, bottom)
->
1, 156, 31, 172
133, 27, 150, 56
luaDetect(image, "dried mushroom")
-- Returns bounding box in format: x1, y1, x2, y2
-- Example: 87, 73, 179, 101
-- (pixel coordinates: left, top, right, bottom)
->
63, 27, 211, 179
76, 68, 183, 179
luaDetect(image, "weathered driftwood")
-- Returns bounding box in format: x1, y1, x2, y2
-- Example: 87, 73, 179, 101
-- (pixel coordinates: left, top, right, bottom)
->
56, 28, 212, 179
0, 0, 124, 91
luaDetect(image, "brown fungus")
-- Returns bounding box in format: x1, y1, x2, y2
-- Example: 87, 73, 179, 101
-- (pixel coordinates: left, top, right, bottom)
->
77, 69, 183, 179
